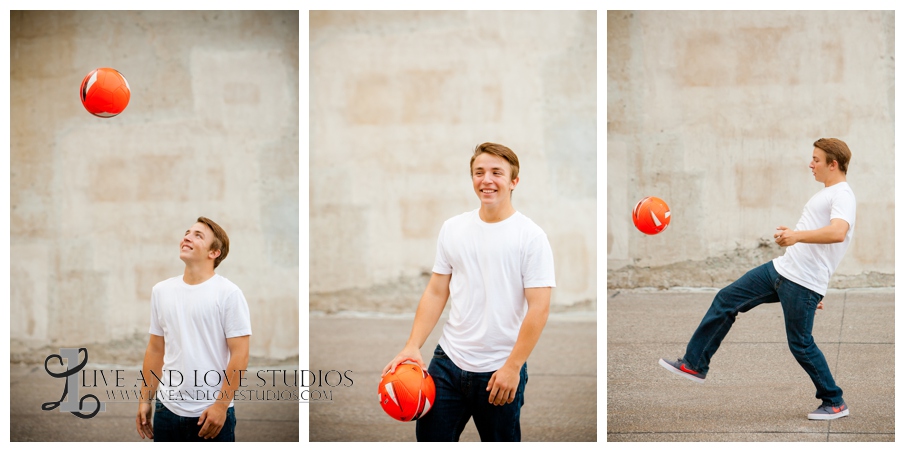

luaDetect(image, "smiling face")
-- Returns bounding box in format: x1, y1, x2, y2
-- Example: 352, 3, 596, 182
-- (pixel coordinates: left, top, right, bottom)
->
472, 152, 519, 209
179, 222, 221, 267
810, 147, 835, 183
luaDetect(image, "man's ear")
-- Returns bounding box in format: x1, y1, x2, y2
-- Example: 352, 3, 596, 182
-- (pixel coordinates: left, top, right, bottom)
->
209, 248, 221, 260
510, 176, 520, 190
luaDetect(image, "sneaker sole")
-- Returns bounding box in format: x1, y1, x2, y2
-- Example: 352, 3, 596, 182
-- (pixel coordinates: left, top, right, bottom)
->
808, 409, 849, 420
658, 358, 705, 384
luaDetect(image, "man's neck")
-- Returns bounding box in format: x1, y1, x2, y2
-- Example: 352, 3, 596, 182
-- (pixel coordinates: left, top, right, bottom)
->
824, 173, 847, 188
479, 203, 516, 223
183, 264, 216, 285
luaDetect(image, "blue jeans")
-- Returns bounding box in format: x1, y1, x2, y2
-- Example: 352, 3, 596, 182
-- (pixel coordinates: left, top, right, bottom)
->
683, 261, 844, 405
416, 345, 528, 442
153, 400, 236, 442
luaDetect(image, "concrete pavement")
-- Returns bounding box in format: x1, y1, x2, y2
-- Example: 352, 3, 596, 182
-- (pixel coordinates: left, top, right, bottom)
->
10, 362, 300, 442
308, 313, 597, 442
606, 288, 894, 441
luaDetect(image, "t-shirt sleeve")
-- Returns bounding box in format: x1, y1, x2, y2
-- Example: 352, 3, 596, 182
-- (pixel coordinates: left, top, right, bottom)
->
431, 221, 453, 275
221, 289, 253, 338
149, 286, 164, 336
522, 233, 556, 288
830, 188, 857, 228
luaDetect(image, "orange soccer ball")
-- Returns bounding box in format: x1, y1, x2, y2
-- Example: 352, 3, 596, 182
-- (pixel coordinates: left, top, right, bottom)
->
378, 363, 436, 422
632, 196, 671, 235
79, 67, 131, 117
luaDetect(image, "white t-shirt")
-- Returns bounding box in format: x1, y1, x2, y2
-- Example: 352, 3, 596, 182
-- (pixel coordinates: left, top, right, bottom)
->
149, 274, 252, 417
433, 209, 556, 372
773, 182, 856, 296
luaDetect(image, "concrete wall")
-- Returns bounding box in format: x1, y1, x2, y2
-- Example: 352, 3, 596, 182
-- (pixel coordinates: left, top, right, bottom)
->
309, 11, 597, 312
10, 11, 300, 362
607, 11, 894, 288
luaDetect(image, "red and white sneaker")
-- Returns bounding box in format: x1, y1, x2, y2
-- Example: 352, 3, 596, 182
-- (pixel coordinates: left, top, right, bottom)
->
658, 358, 706, 383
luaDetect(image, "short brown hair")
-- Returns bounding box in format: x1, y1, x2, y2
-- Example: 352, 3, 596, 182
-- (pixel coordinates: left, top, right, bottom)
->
814, 138, 852, 174
197, 216, 229, 269
469, 142, 520, 181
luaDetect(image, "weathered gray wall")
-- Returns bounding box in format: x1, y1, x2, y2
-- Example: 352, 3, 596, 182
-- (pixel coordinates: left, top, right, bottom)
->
607, 11, 894, 288
309, 11, 597, 312
10, 11, 300, 362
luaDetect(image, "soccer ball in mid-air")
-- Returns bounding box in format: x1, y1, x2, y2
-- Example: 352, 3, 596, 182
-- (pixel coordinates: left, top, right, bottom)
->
632, 196, 671, 235
80, 67, 130, 118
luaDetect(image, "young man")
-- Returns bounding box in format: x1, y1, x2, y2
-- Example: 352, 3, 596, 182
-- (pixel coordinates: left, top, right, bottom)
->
136, 217, 252, 441
383, 143, 556, 442
660, 138, 856, 421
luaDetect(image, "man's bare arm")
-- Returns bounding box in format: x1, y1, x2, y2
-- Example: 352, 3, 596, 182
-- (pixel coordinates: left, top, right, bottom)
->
382, 272, 451, 374
487, 286, 552, 405
136, 334, 164, 440
775, 218, 849, 247
197, 335, 249, 439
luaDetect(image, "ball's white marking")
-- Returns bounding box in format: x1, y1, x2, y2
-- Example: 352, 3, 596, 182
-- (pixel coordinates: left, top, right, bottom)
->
384, 382, 399, 407
85, 71, 98, 93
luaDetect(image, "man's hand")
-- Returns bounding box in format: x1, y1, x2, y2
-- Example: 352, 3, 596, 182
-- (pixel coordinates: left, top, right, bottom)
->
817, 301, 824, 310
136, 402, 154, 440
774, 226, 798, 247
382, 345, 425, 376
197, 403, 227, 440
487, 363, 521, 406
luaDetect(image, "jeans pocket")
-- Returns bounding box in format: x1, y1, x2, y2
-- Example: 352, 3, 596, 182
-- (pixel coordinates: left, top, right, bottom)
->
799, 286, 822, 312
433, 344, 446, 358
224, 407, 236, 432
